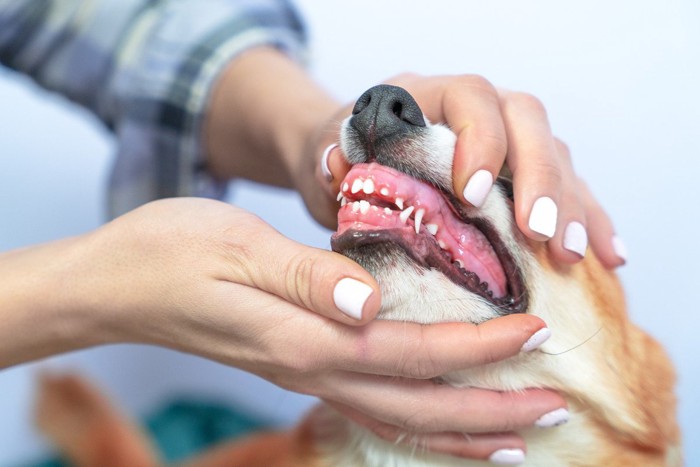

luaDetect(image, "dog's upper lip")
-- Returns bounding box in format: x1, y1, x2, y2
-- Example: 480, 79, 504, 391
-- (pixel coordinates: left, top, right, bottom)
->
332, 163, 521, 304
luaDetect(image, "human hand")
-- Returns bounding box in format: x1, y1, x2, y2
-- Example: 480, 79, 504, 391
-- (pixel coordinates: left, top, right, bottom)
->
304, 74, 625, 268
62, 198, 565, 461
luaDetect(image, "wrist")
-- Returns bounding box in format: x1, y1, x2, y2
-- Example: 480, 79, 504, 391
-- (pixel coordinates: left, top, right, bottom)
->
0, 235, 111, 367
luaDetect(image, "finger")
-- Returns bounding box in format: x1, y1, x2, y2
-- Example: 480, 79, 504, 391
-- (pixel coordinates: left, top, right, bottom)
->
577, 179, 626, 268
443, 76, 508, 208
499, 91, 562, 242
325, 401, 526, 461
318, 373, 568, 434
547, 139, 588, 264
228, 216, 381, 324
330, 314, 550, 379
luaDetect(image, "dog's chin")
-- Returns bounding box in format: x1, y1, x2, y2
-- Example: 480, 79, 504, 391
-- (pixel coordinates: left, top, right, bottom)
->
331, 163, 527, 319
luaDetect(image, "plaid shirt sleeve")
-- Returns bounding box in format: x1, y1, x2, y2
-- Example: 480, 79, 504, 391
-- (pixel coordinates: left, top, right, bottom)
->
0, 0, 307, 218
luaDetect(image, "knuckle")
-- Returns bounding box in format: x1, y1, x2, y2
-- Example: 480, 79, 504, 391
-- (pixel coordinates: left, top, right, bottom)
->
459, 74, 498, 95
284, 251, 318, 310
554, 138, 571, 161
509, 91, 547, 116
400, 328, 441, 379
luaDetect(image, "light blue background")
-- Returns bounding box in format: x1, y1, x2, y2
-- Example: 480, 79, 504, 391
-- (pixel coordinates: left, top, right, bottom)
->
0, 0, 698, 463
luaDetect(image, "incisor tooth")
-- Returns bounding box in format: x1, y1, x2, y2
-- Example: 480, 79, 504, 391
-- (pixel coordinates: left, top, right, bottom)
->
395, 197, 404, 210
336, 191, 343, 201
399, 206, 414, 223
359, 200, 370, 214
426, 223, 438, 235
414, 208, 425, 234
363, 179, 375, 194
341, 197, 348, 207
384, 207, 392, 215
342, 182, 349, 192
351, 179, 364, 194
352, 201, 360, 212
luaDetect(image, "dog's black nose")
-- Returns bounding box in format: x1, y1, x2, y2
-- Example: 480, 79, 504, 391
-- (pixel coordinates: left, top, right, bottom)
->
350, 85, 426, 154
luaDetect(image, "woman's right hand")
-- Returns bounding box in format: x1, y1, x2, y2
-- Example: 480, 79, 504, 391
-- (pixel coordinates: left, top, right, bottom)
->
44, 198, 566, 461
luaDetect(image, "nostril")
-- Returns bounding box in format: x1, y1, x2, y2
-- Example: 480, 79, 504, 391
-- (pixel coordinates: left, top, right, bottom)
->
392, 101, 403, 119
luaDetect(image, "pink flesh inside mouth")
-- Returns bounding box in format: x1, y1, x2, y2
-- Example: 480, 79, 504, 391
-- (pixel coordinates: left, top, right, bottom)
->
334, 163, 507, 298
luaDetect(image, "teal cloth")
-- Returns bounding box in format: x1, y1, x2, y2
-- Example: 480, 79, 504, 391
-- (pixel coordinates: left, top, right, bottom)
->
32, 399, 269, 466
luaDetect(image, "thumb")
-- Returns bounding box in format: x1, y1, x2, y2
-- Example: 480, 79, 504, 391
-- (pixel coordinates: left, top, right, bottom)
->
233, 220, 382, 325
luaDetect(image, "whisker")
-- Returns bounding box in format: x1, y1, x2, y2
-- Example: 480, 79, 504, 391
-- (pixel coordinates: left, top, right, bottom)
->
540, 327, 603, 356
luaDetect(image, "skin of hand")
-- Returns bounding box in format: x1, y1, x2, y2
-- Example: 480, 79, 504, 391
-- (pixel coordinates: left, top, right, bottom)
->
0, 198, 566, 460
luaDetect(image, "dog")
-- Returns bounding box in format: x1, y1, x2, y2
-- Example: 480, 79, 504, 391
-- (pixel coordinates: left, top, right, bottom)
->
35, 85, 680, 466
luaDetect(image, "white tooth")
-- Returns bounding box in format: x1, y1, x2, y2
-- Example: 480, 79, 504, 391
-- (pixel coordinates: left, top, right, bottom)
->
395, 197, 404, 210
336, 191, 343, 201
384, 207, 392, 215
341, 197, 348, 207
438, 239, 447, 249
363, 179, 375, 194
414, 208, 425, 234
359, 200, 370, 214
426, 223, 438, 235
455, 259, 464, 269
399, 206, 414, 224
380, 187, 390, 196
352, 201, 360, 212
351, 179, 364, 194
371, 205, 378, 211
342, 182, 349, 192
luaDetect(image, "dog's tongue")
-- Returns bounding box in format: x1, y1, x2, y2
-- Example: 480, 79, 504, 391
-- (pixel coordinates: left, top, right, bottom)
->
334, 163, 507, 298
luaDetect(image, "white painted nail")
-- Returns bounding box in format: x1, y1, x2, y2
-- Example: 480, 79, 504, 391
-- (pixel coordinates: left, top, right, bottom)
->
563, 221, 588, 257
333, 278, 373, 320
462, 169, 494, 208
612, 235, 627, 263
521, 327, 551, 352
528, 196, 558, 238
535, 407, 570, 428
321, 143, 337, 182
489, 448, 525, 465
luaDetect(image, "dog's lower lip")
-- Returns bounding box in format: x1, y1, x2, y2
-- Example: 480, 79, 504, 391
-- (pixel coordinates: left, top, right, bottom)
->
331, 164, 526, 312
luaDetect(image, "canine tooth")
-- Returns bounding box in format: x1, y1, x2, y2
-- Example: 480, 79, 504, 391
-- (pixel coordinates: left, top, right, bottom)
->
336, 191, 343, 201
352, 201, 360, 212
351, 178, 364, 194
342, 182, 349, 192
414, 208, 425, 234
384, 207, 392, 215
399, 206, 414, 224
380, 187, 390, 196
426, 223, 438, 235
395, 197, 404, 210
363, 179, 375, 194
341, 197, 348, 207
359, 200, 370, 214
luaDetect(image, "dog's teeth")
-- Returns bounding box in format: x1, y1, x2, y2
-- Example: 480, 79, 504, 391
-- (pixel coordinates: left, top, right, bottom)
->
379, 187, 390, 196
426, 223, 438, 235
384, 207, 393, 215
359, 200, 370, 214
455, 259, 464, 269
399, 206, 414, 224
352, 201, 360, 212
371, 205, 378, 212
363, 179, 375, 194
342, 182, 349, 192
395, 197, 404, 210
414, 208, 425, 234
341, 197, 348, 207
438, 239, 447, 249
351, 179, 364, 194
336, 191, 343, 201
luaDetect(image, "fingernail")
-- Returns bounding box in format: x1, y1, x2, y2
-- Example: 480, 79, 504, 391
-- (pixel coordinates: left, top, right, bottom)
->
563, 221, 588, 257
612, 235, 627, 264
333, 277, 373, 320
534, 407, 570, 428
489, 448, 525, 465
521, 327, 551, 352
462, 169, 494, 208
321, 143, 337, 182
528, 196, 558, 238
